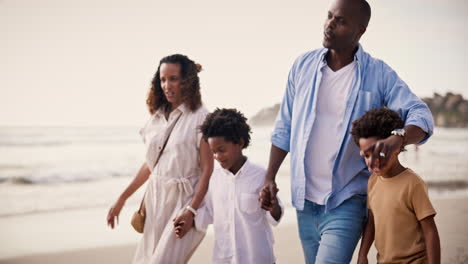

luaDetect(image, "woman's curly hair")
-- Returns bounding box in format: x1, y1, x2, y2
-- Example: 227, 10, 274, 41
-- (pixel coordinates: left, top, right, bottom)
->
351, 107, 404, 146
146, 54, 202, 114
200, 108, 252, 149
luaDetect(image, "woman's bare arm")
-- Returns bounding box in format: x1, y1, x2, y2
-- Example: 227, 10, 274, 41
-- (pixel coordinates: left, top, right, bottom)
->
173, 139, 214, 238
107, 162, 151, 228
189, 139, 214, 210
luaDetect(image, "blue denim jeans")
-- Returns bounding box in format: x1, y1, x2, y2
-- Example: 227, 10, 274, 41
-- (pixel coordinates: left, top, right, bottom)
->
296, 195, 367, 264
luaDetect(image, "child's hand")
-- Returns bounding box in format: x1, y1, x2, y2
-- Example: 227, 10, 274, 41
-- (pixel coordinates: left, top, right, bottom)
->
173, 210, 194, 238
174, 220, 193, 238
259, 184, 279, 211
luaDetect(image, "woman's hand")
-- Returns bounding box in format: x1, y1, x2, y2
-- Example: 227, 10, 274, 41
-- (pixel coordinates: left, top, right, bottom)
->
107, 162, 150, 229
173, 209, 195, 238
107, 197, 125, 229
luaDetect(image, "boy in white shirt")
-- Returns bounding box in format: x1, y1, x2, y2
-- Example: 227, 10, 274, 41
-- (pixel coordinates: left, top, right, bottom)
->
175, 108, 283, 264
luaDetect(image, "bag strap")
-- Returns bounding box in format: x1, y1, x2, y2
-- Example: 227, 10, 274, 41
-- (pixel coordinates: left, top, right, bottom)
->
138, 110, 183, 213
137, 193, 146, 215
152, 111, 182, 170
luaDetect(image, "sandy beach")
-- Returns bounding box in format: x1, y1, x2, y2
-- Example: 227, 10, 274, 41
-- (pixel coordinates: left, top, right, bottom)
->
1, 127, 466, 264
1, 196, 467, 264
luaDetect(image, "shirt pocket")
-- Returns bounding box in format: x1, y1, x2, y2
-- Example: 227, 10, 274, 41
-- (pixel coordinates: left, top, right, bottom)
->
238, 193, 261, 215
356, 90, 380, 112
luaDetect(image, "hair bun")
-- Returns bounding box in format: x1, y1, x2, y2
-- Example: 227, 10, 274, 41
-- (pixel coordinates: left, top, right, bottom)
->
195, 63, 203, 73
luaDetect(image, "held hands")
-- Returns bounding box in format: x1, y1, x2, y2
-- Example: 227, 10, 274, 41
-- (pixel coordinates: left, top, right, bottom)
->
173, 209, 194, 239
107, 198, 125, 229
361, 135, 404, 173
259, 180, 279, 211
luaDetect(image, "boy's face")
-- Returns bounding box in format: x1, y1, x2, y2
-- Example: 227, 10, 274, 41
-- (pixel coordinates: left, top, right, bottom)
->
207, 136, 244, 172
358, 137, 399, 175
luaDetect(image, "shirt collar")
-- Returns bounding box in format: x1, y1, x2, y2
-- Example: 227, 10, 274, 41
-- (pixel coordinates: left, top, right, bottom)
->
354, 43, 364, 62
154, 103, 189, 118
320, 43, 364, 63
175, 103, 189, 114
222, 157, 251, 178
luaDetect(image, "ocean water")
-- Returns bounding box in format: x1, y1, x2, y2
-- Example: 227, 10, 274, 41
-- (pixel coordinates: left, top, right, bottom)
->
0, 126, 467, 218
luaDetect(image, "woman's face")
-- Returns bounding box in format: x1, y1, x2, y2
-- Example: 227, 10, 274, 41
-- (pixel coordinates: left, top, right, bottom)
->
160, 63, 183, 108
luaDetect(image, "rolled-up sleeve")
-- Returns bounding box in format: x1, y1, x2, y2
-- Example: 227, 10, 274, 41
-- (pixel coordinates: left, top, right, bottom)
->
381, 62, 434, 144
271, 64, 296, 152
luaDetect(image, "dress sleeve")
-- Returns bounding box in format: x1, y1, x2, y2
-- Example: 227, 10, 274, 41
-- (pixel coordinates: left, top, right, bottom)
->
139, 116, 153, 144
195, 107, 209, 149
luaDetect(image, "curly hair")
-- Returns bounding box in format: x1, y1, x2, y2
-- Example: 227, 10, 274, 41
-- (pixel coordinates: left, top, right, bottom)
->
200, 108, 252, 149
146, 54, 202, 114
351, 107, 404, 146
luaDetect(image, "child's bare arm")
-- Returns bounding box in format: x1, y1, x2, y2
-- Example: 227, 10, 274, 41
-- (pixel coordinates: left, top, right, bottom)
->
269, 201, 282, 221
357, 209, 375, 264
261, 186, 283, 223
420, 215, 440, 264
259, 184, 274, 211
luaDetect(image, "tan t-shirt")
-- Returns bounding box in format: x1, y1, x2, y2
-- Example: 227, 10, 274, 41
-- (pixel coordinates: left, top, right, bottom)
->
368, 168, 436, 264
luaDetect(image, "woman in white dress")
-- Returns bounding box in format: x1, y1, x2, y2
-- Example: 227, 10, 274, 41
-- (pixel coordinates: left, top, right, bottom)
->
107, 54, 214, 264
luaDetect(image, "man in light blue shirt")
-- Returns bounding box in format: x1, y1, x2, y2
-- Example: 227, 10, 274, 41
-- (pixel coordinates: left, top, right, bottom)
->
259, 0, 434, 263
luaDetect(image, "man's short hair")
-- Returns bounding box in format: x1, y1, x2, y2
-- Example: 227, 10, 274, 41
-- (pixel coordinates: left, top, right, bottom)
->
359, 0, 371, 28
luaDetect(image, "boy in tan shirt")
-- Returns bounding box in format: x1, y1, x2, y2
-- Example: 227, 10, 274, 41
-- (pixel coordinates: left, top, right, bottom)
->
351, 108, 440, 264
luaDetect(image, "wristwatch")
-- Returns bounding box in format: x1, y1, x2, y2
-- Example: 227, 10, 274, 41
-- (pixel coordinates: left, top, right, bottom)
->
391, 128, 406, 146
186, 205, 198, 216
391, 128, 406, 137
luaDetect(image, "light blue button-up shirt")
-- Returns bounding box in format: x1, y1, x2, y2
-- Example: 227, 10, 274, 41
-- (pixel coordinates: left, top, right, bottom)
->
271, 44, 434, 211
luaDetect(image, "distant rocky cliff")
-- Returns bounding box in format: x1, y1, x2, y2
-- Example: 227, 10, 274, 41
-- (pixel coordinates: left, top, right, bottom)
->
422, 92, 468, 128
249, 104, 280, 126
250, 92, 468, 128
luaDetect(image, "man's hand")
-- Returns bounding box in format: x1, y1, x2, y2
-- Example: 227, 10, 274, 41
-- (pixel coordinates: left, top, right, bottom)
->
363, 135, 403, 172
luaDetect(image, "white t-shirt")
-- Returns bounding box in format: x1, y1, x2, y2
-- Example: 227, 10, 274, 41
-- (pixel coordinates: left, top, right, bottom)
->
195, 159, 283, 264
304, 61, 357, 204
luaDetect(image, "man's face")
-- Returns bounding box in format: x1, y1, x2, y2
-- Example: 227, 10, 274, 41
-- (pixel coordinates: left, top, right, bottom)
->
323, 0, 364, 51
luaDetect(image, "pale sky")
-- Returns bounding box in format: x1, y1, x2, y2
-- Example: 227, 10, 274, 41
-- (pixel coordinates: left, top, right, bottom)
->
1, 0, 467, 126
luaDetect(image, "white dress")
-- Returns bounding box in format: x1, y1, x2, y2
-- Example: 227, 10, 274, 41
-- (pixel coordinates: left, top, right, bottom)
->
132, 103, 208, 264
